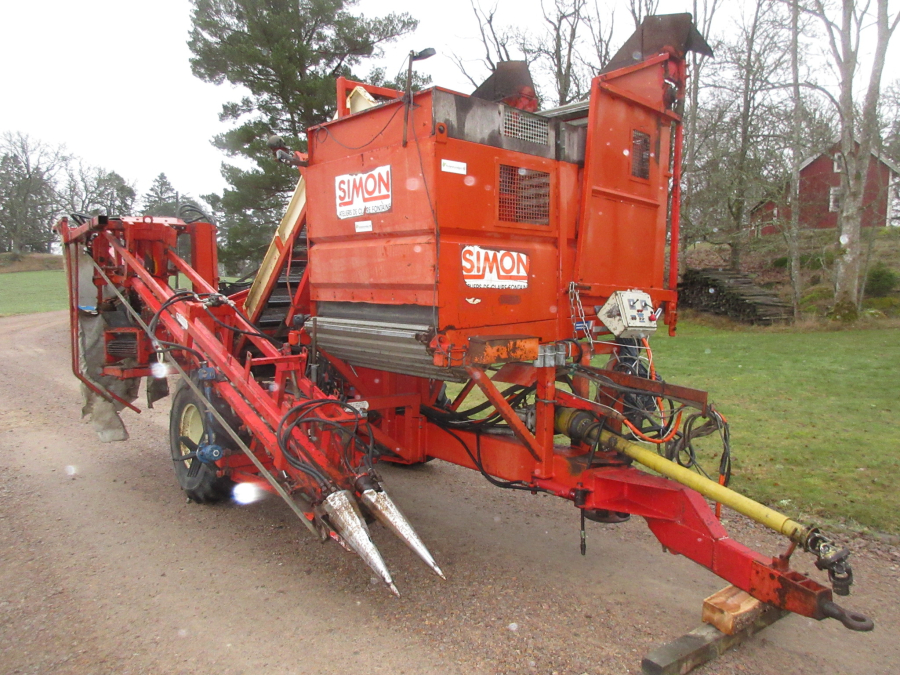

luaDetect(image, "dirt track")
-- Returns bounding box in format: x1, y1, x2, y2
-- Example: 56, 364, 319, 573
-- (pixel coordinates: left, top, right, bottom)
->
1, 311, 898, 675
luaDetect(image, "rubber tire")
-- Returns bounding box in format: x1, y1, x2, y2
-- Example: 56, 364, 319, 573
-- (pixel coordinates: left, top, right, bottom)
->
169, 379, 234, 504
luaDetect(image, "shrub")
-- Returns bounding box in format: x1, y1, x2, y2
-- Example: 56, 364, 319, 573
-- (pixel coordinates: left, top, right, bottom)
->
865, 263, 898, 298
771, 252, 833, 270
828, 299, 858, 323
801, 286, 833, 304
864, 296, 900, 317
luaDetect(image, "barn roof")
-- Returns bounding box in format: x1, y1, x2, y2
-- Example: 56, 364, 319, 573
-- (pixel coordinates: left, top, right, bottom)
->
798, 144, 900, 175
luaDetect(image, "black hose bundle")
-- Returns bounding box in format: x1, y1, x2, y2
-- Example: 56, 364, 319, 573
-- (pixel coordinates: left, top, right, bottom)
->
276, 399, 377, 487
666, 408, 732, 485
420, 384, 535, 432
177, 203, 214, 224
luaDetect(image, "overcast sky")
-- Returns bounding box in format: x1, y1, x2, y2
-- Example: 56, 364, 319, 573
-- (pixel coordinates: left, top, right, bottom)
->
0, 0, 709, 202
4, 0, 862, 205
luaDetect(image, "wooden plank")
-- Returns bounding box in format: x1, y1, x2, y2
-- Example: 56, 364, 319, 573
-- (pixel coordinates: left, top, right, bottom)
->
641, 605, 788, 675
701, 586, 764, 635
678, 267, 791, 325
244, 177, 307, 321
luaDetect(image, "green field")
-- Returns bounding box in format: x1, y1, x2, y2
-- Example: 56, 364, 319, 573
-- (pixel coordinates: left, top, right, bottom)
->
0, 269, 69, 316
650, 322, 900, 534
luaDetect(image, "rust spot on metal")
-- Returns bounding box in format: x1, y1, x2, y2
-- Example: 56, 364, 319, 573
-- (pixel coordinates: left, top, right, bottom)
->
748, 561, 831, 619
465, 335, 539, 365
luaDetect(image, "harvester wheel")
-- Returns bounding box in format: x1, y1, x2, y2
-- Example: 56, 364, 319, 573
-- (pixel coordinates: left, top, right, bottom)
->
168, 380, 234, 504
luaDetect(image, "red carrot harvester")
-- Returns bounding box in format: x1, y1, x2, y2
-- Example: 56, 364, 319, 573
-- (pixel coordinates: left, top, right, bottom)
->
57, 14, 872, 635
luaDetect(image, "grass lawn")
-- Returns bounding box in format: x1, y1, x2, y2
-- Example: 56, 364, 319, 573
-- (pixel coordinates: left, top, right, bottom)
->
0, 269, 69, 316
650, 322, 900, 534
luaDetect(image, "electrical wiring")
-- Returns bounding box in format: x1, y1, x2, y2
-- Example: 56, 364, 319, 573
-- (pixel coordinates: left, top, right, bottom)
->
147, 291, 207, 336
200, 304, 282, 346
277, 399, 377, 480
640, 336, 668, 423
571, 338, 731, 480
623, 410, 684, 444
438, 425, 550, 493
570, 364, 678, 439
277, 406, 342, 481
665, 406, 732, 486
609, 338, 681, 440
177, 203, 214, 224
422, 384, 536, 433
315, 102, 404, 151
570, 365, 663, 399
274, 418, 332, 487
147, 290, 283, 350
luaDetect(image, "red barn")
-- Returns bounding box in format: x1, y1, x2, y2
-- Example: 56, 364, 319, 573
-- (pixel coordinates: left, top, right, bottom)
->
751, 142, 899, 236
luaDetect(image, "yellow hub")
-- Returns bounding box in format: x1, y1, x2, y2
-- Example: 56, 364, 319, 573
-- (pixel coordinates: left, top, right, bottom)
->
178, 402, 204, 470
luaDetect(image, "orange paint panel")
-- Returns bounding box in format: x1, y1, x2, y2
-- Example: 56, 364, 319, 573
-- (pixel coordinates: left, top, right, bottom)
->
577, 197, 665, 288
308, 94, 434, 165
304, 145, 437, 240
434, 138, 559, 237
439, 235, 558, 330
575, 59, 676, 294
310, 235, 436, 301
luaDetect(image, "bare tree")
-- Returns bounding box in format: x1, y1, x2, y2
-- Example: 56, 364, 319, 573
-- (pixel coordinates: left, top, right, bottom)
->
450, 1, 519, 89
681, 0, 721, 244
878, 79, 900, 162
582, 0, 616, 69
627, 0, 660, 29
536, 0, 589, 105
0, 132, 67, 254
786, 0, 804, 317
711, 0, 792, 269
58, 162, 136, 218
808, 0, 900, 313
454, 0, 608, 107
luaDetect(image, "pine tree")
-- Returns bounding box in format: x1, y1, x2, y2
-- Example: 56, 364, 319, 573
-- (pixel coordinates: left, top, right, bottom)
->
141, 173, 195, 218
188, 0, 417, 273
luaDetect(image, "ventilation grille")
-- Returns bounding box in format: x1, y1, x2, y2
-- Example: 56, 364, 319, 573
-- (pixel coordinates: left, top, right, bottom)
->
631, 130, 651, 179
502, 109, 550, 145
499, 165, 551, 225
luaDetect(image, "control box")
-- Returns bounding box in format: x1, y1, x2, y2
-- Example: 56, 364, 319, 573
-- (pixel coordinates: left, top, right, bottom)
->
597, 290, 658, 338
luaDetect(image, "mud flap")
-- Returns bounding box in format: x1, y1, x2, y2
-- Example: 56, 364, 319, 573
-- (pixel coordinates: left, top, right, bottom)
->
147, 376, 169, 408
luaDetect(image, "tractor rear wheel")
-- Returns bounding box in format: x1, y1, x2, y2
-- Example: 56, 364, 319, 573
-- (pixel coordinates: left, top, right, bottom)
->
169, 379, 233, 503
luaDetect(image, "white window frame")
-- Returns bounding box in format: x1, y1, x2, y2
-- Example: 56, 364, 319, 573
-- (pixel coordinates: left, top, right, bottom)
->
833, 154, 844, 173
829, 186, 842, 213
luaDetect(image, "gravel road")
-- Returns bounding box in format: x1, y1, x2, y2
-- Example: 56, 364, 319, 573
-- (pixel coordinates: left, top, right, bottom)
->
1, 311, 897, 675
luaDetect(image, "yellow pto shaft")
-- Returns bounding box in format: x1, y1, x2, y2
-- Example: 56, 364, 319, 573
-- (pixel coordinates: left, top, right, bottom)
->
598, 429, 811, 544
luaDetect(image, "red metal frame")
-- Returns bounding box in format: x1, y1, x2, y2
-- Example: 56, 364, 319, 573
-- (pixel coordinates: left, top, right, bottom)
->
54, 168, 850, 632
334, 76, 404, 118
54, 23, 869, 631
